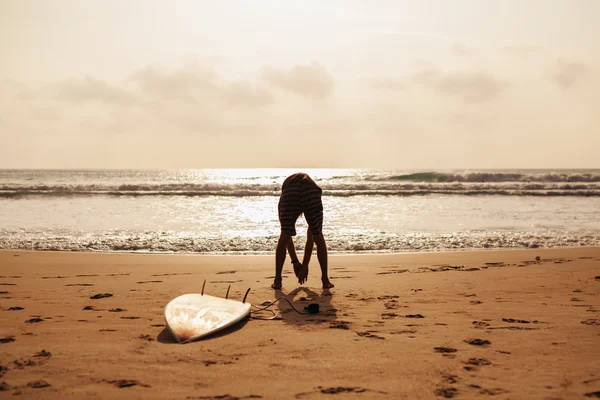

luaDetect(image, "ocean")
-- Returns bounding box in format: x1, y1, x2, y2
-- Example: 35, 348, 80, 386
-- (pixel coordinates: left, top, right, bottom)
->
1, 168, 599, 254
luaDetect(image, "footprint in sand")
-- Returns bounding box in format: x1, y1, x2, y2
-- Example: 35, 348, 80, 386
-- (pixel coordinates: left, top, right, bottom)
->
104, 379, 149, 388
295, 386, 387, 397
435, 387, 459, 398
27, 380, 51, 388
465, 339, 491, 346
90, 293, 113, 299
108, 308, 127, 312
391, 330, 417, 335
136, 280, 163, 284
8, 306, 24, 311
329, 321, 350, 330
376, 269, 408, 275
581, 319, 599, 326
138, 334, 154, 341
464, 358, 492, 371
356, 331, 385, 340
405, 314, 425, 318
25, 317, 44, 323
0, 337, 15, 344
33, 350, 51, 358
198, 394, 265, 400
434, 347, 457, 353
502, 318, 537, 324
468, 385, 509, 396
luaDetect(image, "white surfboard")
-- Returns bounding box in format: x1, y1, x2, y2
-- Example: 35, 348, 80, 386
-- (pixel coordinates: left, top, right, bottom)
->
164, 293, 251, 343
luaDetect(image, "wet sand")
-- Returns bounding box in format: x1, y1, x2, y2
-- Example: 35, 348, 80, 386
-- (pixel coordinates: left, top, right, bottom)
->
1, 248, 599, 399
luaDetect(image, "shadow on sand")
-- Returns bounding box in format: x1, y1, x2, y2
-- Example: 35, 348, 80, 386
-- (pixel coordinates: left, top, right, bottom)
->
157, 318, 250, 344
267, 286, 338, 326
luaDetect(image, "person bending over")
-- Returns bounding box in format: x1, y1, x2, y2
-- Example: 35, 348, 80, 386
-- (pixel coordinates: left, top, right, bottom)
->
272, 172, 334, 290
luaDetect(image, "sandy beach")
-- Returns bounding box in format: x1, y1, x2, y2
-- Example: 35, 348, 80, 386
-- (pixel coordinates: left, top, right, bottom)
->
1, 248, 599, 399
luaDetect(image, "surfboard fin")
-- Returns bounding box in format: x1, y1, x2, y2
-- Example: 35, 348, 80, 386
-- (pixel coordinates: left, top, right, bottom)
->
242, 288, 251, 303
201, 280, 206, 295
225, 285, 231, 299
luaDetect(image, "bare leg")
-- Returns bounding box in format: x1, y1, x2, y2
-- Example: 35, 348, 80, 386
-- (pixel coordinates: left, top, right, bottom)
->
273, 233, 292, 289
313, 233, 334, 289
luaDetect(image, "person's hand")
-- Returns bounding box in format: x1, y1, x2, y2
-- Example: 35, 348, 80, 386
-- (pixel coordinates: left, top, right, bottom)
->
292, 261, 303, 283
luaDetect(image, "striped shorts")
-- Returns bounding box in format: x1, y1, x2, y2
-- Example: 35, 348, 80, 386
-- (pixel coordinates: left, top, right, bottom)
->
278, 173, 323, 236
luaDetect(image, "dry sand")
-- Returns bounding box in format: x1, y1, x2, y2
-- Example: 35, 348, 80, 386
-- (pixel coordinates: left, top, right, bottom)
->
1, 248, 599, 399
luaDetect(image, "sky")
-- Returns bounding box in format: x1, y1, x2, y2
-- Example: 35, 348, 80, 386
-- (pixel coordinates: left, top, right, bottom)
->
1, 0, 599, 169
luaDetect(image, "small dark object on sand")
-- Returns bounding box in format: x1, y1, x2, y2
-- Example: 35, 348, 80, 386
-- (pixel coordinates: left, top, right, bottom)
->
8, 307, 24, 311
0, 337, 15, 344
90, 293, 113, 299
405, 314, 425, 318
26, 318, 43, 323
34, 350, 51, 358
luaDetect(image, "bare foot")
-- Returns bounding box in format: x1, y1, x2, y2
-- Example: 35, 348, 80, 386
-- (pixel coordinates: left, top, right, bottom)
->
271, 278, 282, 290
322, 278, 334, 289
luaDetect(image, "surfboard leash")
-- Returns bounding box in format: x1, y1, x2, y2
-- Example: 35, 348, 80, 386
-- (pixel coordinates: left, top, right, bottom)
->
250, 297, 319, 320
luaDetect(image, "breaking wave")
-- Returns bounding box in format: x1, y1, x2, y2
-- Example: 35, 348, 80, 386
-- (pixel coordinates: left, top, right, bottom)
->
1, 182, 599, 197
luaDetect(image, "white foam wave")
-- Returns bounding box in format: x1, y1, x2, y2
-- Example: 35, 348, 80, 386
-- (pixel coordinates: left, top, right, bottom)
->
1, 231, 598, 254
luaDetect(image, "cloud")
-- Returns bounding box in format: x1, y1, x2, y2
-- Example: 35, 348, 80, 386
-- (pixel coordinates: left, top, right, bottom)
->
451, 43, 478, 57
131, 63, 219, 101
413, 67, 509, 103
368, 77, 404, 91
223, 82, 274, 108
53, 77, 136, 106
259, 62, 334, 99
550, 58, 588, 89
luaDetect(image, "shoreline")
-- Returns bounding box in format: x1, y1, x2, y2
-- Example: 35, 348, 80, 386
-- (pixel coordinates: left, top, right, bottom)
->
1, 247, 599, 399
1, 243, 599, 257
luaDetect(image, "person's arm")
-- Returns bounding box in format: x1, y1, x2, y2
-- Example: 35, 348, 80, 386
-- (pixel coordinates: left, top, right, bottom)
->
287, 238, 300, 263
302, 227, 315, 267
